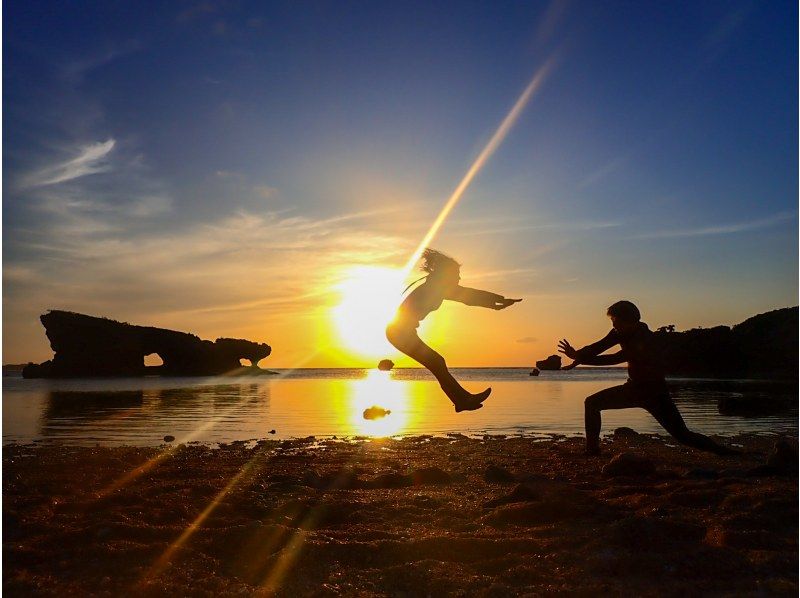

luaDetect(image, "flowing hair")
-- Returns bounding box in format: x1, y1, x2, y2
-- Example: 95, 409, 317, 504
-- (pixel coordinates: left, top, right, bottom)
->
403, 248, 461, 294
420, 248, 461, 274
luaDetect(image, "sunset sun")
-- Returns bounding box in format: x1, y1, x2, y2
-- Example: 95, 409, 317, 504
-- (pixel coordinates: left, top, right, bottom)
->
331, 266, 406, 358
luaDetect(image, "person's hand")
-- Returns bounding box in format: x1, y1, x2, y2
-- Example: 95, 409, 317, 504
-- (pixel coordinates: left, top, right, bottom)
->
558, 339, 577, 359
561, 360, 579, 371
494, 298, 522, 310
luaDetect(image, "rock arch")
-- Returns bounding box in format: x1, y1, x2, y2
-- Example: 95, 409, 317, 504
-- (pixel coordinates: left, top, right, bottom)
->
23, 311, 272, 378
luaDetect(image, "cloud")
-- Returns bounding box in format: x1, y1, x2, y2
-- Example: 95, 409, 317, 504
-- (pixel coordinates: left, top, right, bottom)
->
4, 202, 415, 331
24, 139, 116, 187
576, 155, 630, 190
453, 219, 621, 237
632, 211, 795, 240
126, 195, 174, 217
516, 336, 538, 343
253, 185, 277, 200
469, 267, 540, 282
60, 41, 142, 84
176, 1, 219, 23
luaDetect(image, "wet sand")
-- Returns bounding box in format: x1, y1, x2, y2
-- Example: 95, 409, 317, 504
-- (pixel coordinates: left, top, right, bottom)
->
4, 433, 797, 596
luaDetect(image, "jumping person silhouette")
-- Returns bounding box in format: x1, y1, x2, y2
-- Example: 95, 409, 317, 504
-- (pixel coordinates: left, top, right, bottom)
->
559, 300, 737, 456
387, 249, 522, 412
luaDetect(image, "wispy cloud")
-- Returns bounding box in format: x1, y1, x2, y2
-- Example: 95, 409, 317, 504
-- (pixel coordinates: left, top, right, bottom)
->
5, 203, 414, 331
632, 211, 795, 240
453, 219, 621, 237
469, 267, 540, 282
126, 195, 174, 218
60, 41, 142, 84
24, 139, 115, 187
516, 336, 537, 344
576, 155, 630, 190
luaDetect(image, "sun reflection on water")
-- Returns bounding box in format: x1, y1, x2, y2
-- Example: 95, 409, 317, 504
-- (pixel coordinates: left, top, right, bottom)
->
346, 370, 412, 437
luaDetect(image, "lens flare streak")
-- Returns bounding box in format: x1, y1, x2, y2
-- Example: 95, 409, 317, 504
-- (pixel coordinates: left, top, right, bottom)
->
403, 55, 557, 275
143, 458, 260, 583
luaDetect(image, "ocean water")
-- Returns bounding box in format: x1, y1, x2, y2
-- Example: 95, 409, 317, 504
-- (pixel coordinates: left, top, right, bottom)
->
2, 368, 797, 446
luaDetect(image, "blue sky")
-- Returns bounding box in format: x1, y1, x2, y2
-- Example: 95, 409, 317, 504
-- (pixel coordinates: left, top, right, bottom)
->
4, 0, 797, 365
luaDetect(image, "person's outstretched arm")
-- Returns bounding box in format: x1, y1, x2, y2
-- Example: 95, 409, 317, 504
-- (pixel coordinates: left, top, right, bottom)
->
558, 330, 620, 368
446, 285, 522, 310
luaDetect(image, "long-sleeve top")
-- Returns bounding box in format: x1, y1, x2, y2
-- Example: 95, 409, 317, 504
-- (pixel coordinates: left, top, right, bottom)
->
391, 282, 503, 329
575, 322, 665, 384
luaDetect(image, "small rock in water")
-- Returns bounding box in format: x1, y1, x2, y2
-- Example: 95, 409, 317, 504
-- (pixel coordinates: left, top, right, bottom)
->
602, 452, 655, 477
163, 435, 175, 443
268, 429, 276, 434
363, 405, 391, 420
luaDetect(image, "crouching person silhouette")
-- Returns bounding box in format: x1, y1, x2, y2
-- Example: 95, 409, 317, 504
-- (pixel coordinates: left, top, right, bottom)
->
559, 300, 736, 456
387, 248, 522, 412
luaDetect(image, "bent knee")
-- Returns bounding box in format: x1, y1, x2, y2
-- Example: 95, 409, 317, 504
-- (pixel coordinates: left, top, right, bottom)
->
386, 325, 412, 348
428, 353, 447, 370
584, 393, 602, 409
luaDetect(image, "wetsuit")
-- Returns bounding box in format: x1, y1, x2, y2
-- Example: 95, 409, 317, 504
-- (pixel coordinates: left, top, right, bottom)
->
386, 282, 502, 403
577, 322, 732, 454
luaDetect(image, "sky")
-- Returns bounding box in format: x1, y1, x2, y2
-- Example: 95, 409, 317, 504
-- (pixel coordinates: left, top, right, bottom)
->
3, 0, 798, 367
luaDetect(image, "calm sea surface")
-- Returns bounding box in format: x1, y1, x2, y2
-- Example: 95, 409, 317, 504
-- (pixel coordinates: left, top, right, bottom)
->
3, 368, 797, 446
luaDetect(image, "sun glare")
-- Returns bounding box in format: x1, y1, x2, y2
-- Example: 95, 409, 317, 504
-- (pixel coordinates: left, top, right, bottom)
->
332, 266, 406, 359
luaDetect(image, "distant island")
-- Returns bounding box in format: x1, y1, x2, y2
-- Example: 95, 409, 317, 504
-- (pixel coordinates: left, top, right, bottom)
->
654, 306, 797, 379
20, 310, 274, 379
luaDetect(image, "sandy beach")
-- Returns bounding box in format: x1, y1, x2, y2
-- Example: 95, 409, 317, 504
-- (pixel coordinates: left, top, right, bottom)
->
4, 432, 797, 596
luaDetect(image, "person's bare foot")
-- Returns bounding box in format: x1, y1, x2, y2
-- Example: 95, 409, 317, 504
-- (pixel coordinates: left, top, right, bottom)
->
453, 388, 491, 412
471, 387, 491, 403
454, 400, 483, 413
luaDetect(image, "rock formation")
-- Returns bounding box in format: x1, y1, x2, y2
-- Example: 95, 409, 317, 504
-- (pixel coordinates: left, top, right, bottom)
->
22, 311, 271, 378
362, 406, 391, 420
656, 307, 797, 379
536, 355, 562, 370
